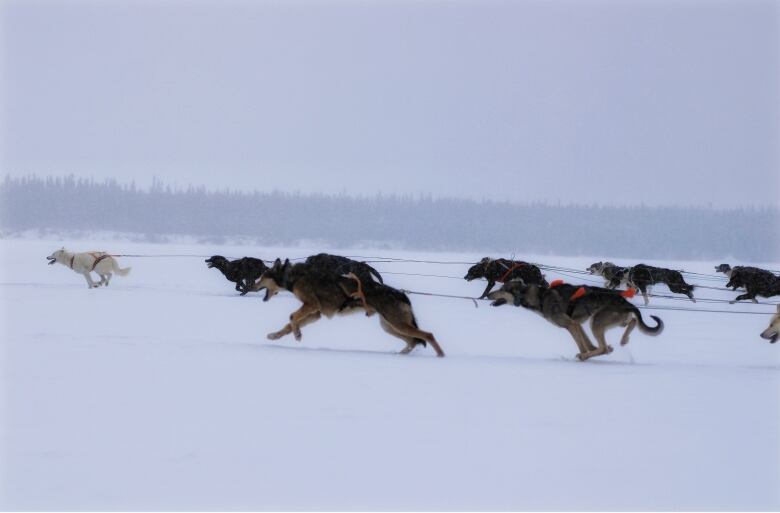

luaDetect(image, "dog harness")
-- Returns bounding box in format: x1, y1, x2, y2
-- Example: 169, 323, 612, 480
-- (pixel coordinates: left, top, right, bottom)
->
69, 252, 111, 271
550, 279, 636, 300
498, 262, 526, 283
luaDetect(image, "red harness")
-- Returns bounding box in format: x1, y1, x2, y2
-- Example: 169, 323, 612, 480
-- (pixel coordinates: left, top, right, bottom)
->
550, 279, 636, 300
498, 262, 525, 283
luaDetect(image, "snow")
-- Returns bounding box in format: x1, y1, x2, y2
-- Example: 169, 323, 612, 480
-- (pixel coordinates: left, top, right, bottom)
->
2, 236, 779, 510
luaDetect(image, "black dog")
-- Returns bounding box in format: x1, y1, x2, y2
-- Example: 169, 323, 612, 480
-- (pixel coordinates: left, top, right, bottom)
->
464, 257, 548, 299
205, 255, 269, 295
628, 263, 695, 305
304, 253, 384, 284
715, 264, 780, 303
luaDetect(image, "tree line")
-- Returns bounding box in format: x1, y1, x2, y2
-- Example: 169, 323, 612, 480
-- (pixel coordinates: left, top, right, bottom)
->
1, 175, 777, 261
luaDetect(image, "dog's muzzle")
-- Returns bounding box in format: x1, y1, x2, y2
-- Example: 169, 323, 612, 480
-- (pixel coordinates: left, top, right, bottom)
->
47, 256, 56, 265
205, 260, 215, 268
760, 329, 778, 344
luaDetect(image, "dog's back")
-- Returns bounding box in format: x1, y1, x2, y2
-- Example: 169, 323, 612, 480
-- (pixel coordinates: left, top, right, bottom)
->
305, 253, 384, 283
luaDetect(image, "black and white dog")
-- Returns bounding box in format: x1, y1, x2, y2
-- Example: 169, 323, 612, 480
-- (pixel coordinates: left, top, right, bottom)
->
588, 261, 695, 305
205, 256, 269, 295
587, 262, 630, 289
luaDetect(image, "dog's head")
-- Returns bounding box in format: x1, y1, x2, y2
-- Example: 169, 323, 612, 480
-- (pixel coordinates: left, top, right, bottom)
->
760, 305, 780, 344
205, 255, 228, 269
46, 248, 66, 265
487, 280, 539, 308
586, 262, 605, 275
714, 263, 732, 274
464, 257, 490, 281
256, 258, 291, 302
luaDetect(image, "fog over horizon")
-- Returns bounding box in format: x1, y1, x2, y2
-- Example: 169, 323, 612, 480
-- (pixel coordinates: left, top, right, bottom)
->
2, 0, 779, 208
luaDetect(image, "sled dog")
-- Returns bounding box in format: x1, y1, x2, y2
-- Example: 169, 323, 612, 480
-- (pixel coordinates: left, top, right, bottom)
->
464, 257, 548, 298
205, 255, 269, 295
488, 281, 663, 361
715, 264, 780, 303
47, 248, 131, 288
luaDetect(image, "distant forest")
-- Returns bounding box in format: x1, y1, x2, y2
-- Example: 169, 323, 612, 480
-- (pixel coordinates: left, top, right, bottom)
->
1, 175, 778, 261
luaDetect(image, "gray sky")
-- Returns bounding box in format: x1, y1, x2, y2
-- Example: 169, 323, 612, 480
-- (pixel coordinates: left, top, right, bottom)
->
2, 0, 778, 207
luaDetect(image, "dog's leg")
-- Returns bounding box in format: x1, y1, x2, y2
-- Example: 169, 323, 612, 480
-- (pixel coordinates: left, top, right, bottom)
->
565, 323, 596, 361
587, 311, 619, 358
385, 320, 445, 357
639, 286, 649, 306
267, 304, 316, 341
620, 317, 637, 346
732, 292, 752, 304
565, 324, 588, 359
480, 280, 496, 299
268, 305, 321, 341
378, 318, 417, 354
290, 311, 321, 340
289, 304, 321, 341
82, 272, 99, 288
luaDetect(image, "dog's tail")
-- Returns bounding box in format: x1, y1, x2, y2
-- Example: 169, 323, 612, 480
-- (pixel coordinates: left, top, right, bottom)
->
632, 307, 663, 335
364, 262, 384, 284
112, 259, 132, 277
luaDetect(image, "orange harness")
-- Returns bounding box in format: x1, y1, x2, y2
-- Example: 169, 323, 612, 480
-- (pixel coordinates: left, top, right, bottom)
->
498, 263, 525, 283
550, 279, 636, 300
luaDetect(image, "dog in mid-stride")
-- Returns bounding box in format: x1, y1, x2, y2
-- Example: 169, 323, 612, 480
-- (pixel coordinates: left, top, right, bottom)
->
488, 280, 663, 361
47, 248, 131, 288
465, 257, 548, 298
587, 261, 631, 289
589, 261, 695, 305
206, 255, 269, 295
715, 264, 780, 303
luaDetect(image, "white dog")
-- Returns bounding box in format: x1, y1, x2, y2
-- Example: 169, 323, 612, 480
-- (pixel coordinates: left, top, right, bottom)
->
47, 248, 131, 288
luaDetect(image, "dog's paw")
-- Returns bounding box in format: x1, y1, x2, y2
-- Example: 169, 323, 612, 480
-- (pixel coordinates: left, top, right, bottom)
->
267, 332, 283, 340
606, 345, 614, 354
293, 331, 302, 341
576, 352, 589, 361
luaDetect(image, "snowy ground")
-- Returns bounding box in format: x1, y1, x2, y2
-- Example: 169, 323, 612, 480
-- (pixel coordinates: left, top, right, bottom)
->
1, 236, 779, 510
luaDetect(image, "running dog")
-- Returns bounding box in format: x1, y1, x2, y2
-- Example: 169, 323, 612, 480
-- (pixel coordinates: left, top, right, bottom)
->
760, 305, 780, 344
627, 264, 696, 305
465, 257, 548, 298
587, 261, 630, 289
488, 281, 663, 361
47, 248, 131, 288
340, 272, 445, 357
715, 264, 780, 303
257, 258, 367, 339
205, 256, 269, 295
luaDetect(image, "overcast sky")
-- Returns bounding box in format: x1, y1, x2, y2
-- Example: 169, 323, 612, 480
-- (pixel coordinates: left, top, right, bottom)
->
1, 0, 778, 207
